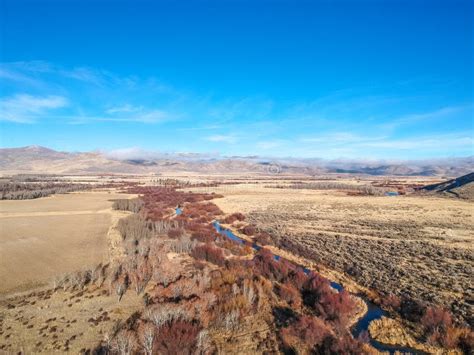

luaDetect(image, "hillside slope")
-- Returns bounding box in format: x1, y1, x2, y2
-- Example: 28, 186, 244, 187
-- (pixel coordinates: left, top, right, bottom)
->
420, 172, 474, 199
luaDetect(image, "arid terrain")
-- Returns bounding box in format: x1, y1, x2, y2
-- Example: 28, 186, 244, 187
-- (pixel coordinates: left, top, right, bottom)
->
0, 190, 135, 294
190, 180, 473, 326
0, 171, 472, 354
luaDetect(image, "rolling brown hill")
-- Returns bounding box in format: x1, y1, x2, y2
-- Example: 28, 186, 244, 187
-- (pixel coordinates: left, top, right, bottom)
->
419, 172, 474, 199
0, 146, 472, 177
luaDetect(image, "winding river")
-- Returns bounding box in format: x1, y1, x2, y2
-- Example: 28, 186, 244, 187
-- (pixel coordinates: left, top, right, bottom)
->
210, 219, 425, 354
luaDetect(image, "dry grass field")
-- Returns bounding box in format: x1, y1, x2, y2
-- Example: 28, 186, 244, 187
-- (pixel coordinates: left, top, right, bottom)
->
190, 181, 474, 326
0, 285, 143, 353
0, 191, 134, 295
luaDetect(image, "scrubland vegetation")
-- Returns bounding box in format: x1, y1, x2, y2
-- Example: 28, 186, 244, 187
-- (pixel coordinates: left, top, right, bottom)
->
248, 204, 473, 329
189, 180, 473, 352
1, 176, 472, 354
1, 186, 372, 353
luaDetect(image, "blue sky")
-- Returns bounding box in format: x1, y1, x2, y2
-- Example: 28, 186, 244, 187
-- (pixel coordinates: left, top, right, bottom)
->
0, 0, 473, 159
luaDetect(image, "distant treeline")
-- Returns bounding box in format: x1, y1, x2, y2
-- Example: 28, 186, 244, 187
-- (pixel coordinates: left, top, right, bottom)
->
150, 178, 221, 189
8, 174, 63, 182
0, 182, 92, 200
267, 182, 385, 195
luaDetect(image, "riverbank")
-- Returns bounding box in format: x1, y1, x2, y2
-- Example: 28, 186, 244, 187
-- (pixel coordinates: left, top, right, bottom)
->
212, 220, 427, 354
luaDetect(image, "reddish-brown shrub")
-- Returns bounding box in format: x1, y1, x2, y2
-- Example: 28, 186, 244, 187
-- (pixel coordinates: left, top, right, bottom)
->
253, 231, 272, 246
125, 186, 220, 222
421, 306, 461, 348
458, 330, 474, 354
241, 225, 256, 236
382, 294, 401, 311
191, 232, 215, 243
223, 212, 245, 224
153, 320, 201, 354
192, 243, 226, 266
167, 228, 185, 239
278, 282, 302, 309
252, 248, 290, 282
281, 316, 331, 350
183, 203, 222, 222
439, 326, 462, 349
218, 239, 250, 256
288, 268, 307, 290
302, 274, 332, 308
316, 334, 365, 354
421, 306, 453, 334
317, 290, 356, 326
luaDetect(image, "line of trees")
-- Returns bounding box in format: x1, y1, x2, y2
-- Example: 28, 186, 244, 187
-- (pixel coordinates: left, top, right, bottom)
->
0, 181, 92, 200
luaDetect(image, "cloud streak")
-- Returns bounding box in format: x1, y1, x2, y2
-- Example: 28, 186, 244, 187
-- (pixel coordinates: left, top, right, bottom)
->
205, 134, 239, 144
0, 94, 69, 123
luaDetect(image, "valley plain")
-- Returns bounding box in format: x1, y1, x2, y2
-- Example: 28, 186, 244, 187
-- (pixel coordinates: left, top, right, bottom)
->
0, 169, 472, 354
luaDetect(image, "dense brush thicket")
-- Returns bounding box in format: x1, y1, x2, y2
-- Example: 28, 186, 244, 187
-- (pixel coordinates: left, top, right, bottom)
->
112, 198, 144, 213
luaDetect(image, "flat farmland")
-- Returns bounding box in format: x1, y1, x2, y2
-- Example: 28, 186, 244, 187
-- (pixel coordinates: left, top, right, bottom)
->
0, 191, 133, 295
190, 182, 474, 325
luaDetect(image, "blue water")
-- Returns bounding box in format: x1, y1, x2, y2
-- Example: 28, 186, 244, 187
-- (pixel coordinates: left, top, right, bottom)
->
211, 220, 423, 354
175, 207, 183, 215
352, 299, 386, 337
212, 221, 243, 243
330, 281, 344, 292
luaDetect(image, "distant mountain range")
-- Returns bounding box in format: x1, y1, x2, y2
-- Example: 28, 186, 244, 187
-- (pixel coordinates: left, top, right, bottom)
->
0, 145, 472, 177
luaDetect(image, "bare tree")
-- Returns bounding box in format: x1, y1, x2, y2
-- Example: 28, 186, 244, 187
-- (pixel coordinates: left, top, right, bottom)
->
141, 324, 155, 355
145, 305, 189, 327
115, 276, 128, 301
170, 235, 196, 254
112, 198, 144, 213
113, 330, 136, 355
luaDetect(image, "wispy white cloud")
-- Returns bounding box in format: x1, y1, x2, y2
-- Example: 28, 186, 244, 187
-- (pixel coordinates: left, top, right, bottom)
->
58, 67, 106, 86
256, 140, 286, 150
297, 132, 473, 158
177, 124, 223, 131
104, 104, 175, 123
300, 132, 382, 144
114, 109, 174, 123
205, 134, 239, 143
104, 147, 219, 161
0, 94, 69, 123
358, 133, 473, 150
0, 68, 45, 88
105, 104, 141, 114
381, 105, 470, 130
66, 109, 175, 124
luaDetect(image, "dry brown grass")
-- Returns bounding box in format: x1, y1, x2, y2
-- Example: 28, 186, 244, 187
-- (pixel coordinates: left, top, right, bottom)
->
0, 285, 142, 353
0, 191, 135, 295
189, 181, 473, 325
